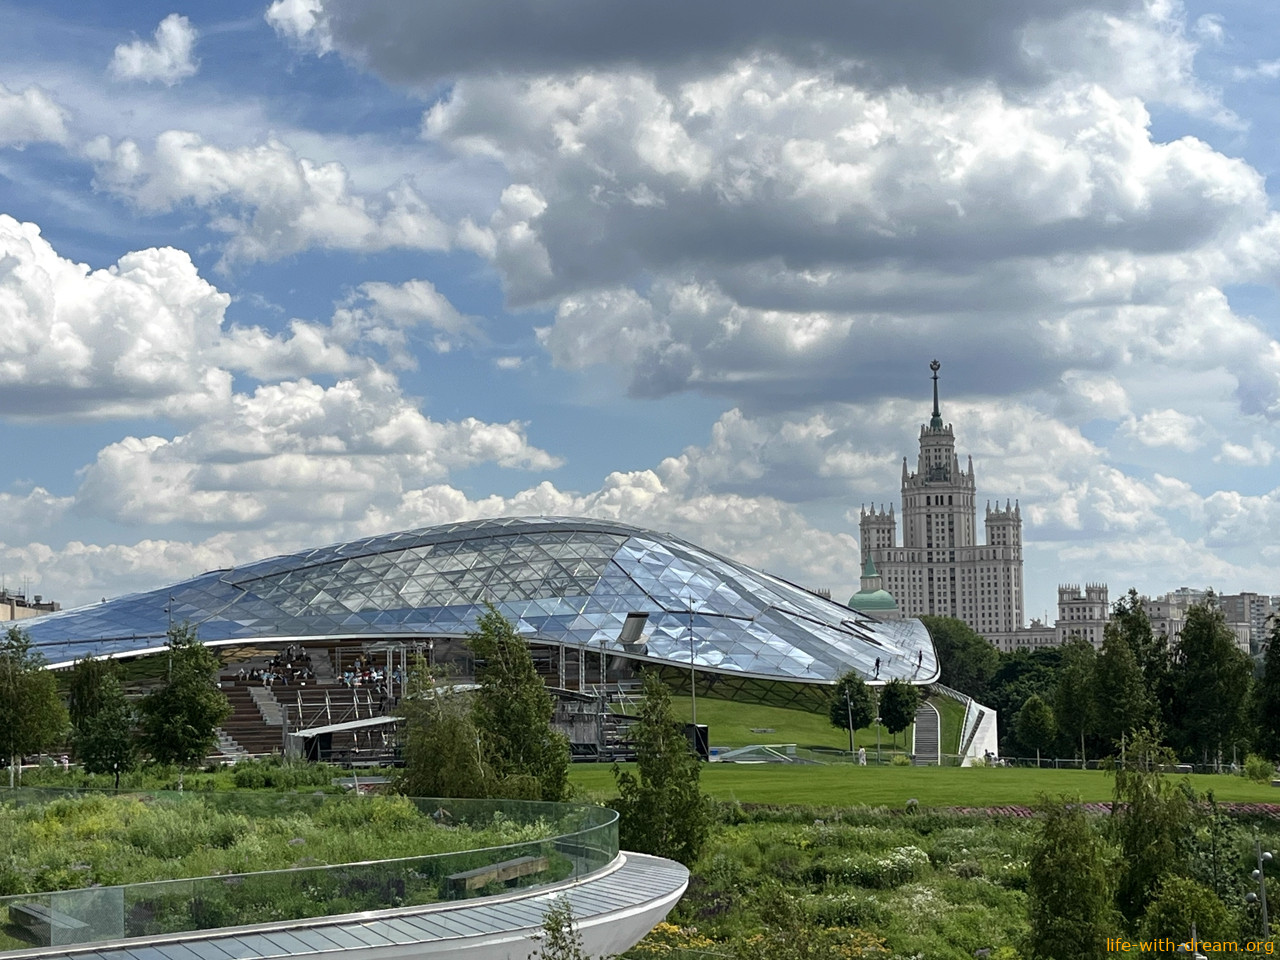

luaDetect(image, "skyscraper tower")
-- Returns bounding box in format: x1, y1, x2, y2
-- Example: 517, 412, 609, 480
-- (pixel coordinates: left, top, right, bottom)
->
859, 362, 1024, 637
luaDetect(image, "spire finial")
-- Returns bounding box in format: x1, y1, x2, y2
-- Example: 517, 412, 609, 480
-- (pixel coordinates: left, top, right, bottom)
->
929, 359, 943, 429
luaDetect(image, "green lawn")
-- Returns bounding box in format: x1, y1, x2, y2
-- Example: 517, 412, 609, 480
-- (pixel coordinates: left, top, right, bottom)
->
571, 762, 1280, 807
652, 695, 913, 754
932, 695, 965, 756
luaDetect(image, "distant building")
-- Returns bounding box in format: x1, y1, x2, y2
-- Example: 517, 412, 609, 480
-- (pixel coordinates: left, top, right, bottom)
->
990, 584, 1106, 653
0, 589, 60, 623
860, 360, 1024, 639
1055, 583, 1109, 648
996, 584, 1256, 656
1218, 592, 1274, 655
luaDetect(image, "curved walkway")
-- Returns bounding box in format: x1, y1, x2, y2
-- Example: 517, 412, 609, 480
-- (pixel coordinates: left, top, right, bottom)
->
3, 853, 689, 960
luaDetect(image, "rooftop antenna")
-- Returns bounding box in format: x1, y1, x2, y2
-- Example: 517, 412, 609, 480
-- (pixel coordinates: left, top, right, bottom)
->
929, 359, 944, 429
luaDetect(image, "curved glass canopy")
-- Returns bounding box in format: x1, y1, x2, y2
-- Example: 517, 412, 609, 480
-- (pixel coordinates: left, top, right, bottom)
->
19, 517, 936, 688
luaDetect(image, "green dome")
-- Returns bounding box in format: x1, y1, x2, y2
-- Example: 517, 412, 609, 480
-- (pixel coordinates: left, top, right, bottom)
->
847, 588, 898, 612
848, 554, 898, 613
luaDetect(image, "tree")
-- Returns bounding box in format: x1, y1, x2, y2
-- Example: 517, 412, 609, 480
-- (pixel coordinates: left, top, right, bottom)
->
1054, 637, 1096, 761
1093, 628, 1152, 749
1254, 617, 1280, 762
878, 678, 919, 750
138, 622, 231, 767
827, 671, 876, 752
468, 605, 570, 801
1139, 875, 1233, 954
984, 647, 1063, 756
1026, 799, 1116, 960
0, 626, 69, 786
1107, 729, 1194, 926
396, 658, 490, 799
1171, 603, 1253, 766
613, 671, 711, 865
1111, 589, 1172, 718
74, 674, 138, 789
529, 897, 589, 960
1017, 694, 1057, 766
919, 615, 999, 699
68, 654, 117, 737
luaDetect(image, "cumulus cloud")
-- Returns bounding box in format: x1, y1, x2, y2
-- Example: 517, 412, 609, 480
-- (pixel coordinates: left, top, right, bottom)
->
331, 280, 482, 363
0, 214, 467, 418
109, 14, 199, 86
86, 132, 449, 266
0, 487, 74, 542
73, 372, 561, 528
265, 0, 333, 53
0, 84, 69, 146
0, 215, 234, 419
1119, 409, 1206, 451
419, 53, 1280, 423
1215, 437, 1276, 466
302, 0, 1197, 97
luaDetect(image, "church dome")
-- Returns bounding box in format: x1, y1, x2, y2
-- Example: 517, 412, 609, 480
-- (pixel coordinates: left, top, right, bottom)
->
847, 587, 898, 613
847, 555, 899, 615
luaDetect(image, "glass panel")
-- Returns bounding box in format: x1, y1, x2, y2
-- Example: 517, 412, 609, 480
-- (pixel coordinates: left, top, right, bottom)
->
0, 795, 618, 953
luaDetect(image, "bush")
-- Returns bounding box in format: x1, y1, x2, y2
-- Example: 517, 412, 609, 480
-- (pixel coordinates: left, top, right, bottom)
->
824, 845, 931, 889
1244, 754, 1275, 784
231, 757, 337, 790
891, 754, 911, 767
805, 891, 891, 928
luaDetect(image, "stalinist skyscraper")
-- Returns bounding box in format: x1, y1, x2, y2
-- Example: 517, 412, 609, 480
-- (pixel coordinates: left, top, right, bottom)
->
859, 361, 1024, 638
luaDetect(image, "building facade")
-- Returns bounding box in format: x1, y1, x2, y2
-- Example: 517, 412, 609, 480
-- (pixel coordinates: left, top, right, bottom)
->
1055, 583, 1109, 648
860, 361, 1025, 637
0, 589, 59, 622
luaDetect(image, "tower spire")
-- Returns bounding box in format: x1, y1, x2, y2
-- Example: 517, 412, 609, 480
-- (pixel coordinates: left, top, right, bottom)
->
929, 359, 943, 429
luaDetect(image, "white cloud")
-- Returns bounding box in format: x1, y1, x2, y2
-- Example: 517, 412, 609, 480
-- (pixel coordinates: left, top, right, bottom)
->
109, 14, 199, 86
0, 83, 68, 146
1193, 14, 1225, 45
1233, 60, 1280, 82
86, 132, 450, 267
73, 373, 561, 528
422, 59, 1280, 420
1215, 437, 1276, 466
1119, 408, 1206, 451
0, 487, 73, 542
0, 214, 469, 418
0, 215, 233, 419
332, 280, 482, 363
265, 0, 332, 53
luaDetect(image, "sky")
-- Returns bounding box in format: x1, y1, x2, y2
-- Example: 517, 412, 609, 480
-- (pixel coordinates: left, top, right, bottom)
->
1, 0, 1279, 622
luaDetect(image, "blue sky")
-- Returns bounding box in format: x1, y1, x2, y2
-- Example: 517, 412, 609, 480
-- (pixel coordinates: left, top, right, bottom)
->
1, 0, 1279, 621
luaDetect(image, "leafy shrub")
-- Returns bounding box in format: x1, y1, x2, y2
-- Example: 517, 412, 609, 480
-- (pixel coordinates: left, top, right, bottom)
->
806, 890, 891, 928
891, 754, 912, 766
1244, 754, 1275, 784
825, 845, 931, 889
231, 757, 337, 790
953, 860, 983, 879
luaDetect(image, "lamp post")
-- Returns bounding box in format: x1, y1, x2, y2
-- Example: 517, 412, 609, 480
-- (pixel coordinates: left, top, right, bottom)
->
688, 604, 697, 726
875, 715, 882, 765
1246, 839, 1274, 939
843, 687, 854, 756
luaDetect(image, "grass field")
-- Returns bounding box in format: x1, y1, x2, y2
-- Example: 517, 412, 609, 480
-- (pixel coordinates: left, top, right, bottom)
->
570, 762, 1280, 807
933, 695, 965, 755
649, 695, 925, 754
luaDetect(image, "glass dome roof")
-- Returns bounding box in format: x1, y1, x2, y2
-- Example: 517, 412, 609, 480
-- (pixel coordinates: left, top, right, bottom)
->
19, 516, 936, 688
